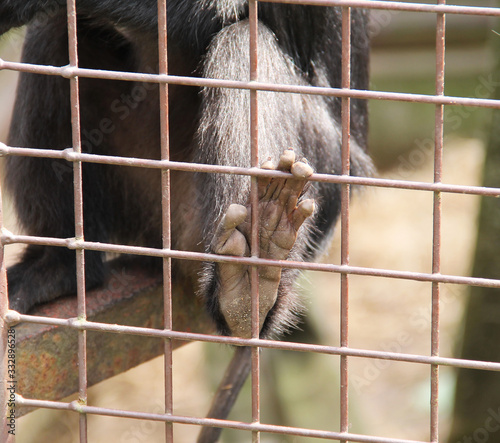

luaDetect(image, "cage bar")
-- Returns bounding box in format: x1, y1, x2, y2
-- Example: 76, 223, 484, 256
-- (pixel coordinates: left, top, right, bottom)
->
249, 2, 262, 442
3, 57, 500, 110
65, 0, 88, 440
340, 4, 352, 439
0, 1, 499, 442
430, 1, 446, 441
156, 1, 174, 441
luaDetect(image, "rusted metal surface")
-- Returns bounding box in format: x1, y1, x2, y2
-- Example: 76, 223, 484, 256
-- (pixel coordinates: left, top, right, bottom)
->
65, 0, 89, 438
3, 142, 500, 197
2, 57, 500, 110
3, 229, 500, 289
157, 0, 174, 440
430, 2, 447, 441
14, 393, 433, 443
8, 310, 500, 372
340, 5, 352, 437
248, 2, 262, 442
10, 259, 214, 418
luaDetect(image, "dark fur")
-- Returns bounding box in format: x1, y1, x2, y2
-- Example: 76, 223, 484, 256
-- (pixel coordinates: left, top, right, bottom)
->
1, 3, 371, 441
1, 1, 370, 338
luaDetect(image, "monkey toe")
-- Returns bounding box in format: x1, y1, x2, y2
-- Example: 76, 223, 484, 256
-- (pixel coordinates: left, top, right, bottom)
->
277, 148, 296, 172
211, 149, 315, 338
292, 198, 315, 231
213, 204, 248, 257
257, 150, 315, 256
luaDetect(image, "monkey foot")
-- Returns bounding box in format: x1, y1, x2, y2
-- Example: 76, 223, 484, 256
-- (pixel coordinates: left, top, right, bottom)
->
212, 149, 315, 337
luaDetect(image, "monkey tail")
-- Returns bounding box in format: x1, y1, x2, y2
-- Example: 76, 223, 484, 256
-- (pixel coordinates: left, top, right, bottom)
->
197, 346, 252, 443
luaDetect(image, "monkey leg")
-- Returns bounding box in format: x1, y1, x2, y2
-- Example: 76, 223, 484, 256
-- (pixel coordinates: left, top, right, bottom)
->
7, 245, 105, 314
212, 149, 314, 338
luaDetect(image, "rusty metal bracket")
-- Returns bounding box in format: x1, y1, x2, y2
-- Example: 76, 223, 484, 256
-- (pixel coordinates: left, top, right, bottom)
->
11, 259, 214, 417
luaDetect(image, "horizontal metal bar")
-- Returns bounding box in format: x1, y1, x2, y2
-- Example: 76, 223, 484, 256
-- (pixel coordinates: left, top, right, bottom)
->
8, 259, 213, 417
261, 0, 500, 17
6, 311, 500, 372
15, 395, 426, 443
1, 144, 499, 198
2, 231, 500, 289
1, 59, 499, 110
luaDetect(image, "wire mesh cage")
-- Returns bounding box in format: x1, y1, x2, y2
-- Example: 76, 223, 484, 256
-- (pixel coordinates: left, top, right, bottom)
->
1, 1, 500, 442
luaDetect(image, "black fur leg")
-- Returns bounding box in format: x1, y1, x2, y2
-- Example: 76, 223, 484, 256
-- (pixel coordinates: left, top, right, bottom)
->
7, 245, 105, 314
5, 16, 112, 314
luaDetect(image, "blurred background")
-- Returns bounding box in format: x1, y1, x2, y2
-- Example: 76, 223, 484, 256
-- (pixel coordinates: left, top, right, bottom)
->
1, 1, 498, 442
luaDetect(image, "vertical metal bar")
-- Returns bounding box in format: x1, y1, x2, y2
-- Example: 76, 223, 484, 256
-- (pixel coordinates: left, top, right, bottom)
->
157, 1, 173, 442
66, 1, 87, 441
0, 183, 15, 443
340, 6, 352, 439
249, 0, 260, 339
431, 1, 446, 441
249, 1, 261, 442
